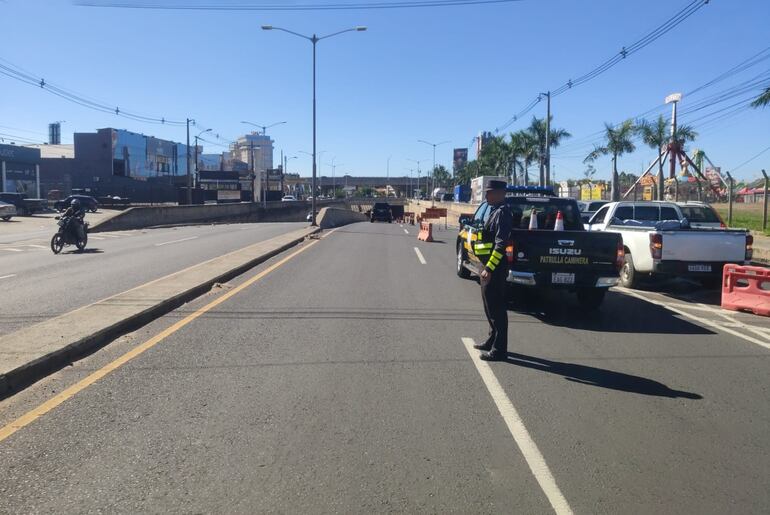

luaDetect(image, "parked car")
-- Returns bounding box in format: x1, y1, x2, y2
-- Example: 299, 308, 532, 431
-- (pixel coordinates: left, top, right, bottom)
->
586, 201, 751, 288
370, 202, 393, 223
676, 201, 726, 229
440, 193, 454, 202
0, 201, 17, 221
0, 192, 47, 216
457, 187, 623, 310
281, 195, 298, 202
54, 195, 98, 213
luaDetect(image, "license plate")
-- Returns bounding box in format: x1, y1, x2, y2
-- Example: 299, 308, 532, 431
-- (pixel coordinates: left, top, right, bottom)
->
688, 264, 712, 273
551, 272, 575, 285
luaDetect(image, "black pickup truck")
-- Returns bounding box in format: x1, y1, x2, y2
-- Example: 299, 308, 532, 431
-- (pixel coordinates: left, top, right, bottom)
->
0, 192, 48, 216
456, 188, 624, 309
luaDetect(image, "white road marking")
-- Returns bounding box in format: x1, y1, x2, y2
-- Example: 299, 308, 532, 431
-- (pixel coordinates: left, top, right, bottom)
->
461, 337, 573, 515
0, 274, 16, 280
89, 236, 105, 240
619, 288, 770, 351
321, 227, 341, 239
154, 236, 199, 247
413, 247, 427, 265
26, 244, 47, 249
1, 248, 22, 252
403, 228, 409, 234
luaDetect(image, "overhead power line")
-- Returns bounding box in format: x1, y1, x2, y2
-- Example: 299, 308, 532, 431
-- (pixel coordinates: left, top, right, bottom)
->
494, 0, 710, 133
76, 0, 525, 10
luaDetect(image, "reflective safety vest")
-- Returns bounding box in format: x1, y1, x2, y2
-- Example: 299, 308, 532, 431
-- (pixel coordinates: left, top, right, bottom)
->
472, 233, 493, 256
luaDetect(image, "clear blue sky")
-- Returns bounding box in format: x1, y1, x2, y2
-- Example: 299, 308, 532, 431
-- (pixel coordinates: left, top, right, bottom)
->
1, 0, 768, 182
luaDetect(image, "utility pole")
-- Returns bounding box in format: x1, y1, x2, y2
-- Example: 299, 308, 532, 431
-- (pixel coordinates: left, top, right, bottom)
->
386, 155, 391, 198
280, 149, 284, 196
543, 91, 551, 186
762, 169, 768, 231
250, 140, 256, 202
186, 118, 192, 205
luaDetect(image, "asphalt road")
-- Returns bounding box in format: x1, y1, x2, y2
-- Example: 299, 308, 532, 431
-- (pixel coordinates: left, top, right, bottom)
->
0, 221, 307, 336
0, 221, 768, 513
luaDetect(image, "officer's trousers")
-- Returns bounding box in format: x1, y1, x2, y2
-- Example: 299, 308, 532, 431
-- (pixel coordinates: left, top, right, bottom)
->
481, 271, 508, 355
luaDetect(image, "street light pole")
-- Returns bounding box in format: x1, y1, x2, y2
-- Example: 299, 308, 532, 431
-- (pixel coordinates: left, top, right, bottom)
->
386, 155, 392, 197
186, 118, 192, 205
194, 128, 212, 191
240, 120, 287, 136
418, 139, 449, 205
262, 24, 367, 226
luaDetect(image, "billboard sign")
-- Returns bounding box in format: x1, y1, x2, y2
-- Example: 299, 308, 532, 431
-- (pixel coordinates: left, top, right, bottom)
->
453, 148, 468, 173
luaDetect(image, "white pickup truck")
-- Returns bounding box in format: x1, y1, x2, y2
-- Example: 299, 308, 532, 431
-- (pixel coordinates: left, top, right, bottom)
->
586, 201, 752, 288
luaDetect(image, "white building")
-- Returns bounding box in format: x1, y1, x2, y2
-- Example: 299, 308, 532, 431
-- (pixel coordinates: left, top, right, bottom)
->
231, 133, 273, 176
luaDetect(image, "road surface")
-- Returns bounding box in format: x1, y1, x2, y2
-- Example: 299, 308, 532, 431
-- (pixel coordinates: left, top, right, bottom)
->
0, 222, 307, 336
0, 222, 768, 513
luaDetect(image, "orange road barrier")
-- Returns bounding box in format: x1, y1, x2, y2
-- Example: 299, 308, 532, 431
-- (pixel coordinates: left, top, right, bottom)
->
721, 264, 770, 316
422, 207, 449, 229
417, 221, 434, 242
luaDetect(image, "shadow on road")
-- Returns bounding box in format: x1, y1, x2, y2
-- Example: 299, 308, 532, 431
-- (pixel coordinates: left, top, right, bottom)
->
630, 278, 722, 306
509, 290, 716, 336
62, 248, 104, 255
504, 352, 703, 399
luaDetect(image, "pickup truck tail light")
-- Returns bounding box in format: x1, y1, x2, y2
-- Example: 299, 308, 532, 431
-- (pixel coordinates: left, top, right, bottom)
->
746, 234, 754, 261
616, 241, 625, 270
649, 233, 663, 260
505, 244, 515, 264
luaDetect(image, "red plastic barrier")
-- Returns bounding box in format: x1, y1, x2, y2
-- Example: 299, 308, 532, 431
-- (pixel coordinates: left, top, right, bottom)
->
417, 222, 434, 242
721, 264, 770, 316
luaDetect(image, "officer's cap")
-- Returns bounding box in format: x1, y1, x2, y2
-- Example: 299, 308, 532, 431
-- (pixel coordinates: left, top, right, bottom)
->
484, 180, 507, 192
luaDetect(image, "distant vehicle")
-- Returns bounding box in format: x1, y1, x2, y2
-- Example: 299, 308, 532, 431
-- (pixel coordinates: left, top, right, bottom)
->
0, 192, 47, 216
577, 200, 609, 224
370, 202, 393, 223
432, 187, 447, 200
0, 201, 17, 221
54, 195, 98, 213
586, 201, 751, 288
306, 210, 319, 222
676, 201, 726, 229
454, 184, 471, 203
457, 186, 623, 310
281, 195, 298, 202
441, 193, 454, 202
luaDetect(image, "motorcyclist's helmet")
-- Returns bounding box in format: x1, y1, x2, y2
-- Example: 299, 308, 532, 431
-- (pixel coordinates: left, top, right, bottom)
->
70, 199, 81, 210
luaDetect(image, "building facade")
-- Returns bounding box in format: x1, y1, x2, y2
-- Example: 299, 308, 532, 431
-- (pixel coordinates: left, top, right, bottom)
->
1, 144, 41, 196
231, 133, 273, 175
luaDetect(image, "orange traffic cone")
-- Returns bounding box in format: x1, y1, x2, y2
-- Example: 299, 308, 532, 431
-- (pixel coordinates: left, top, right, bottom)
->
554, 210, 564, 231
528, 208, 538, 230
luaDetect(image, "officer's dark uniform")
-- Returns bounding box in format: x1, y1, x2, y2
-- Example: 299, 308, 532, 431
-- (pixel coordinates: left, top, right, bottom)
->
473, 181, 513, 360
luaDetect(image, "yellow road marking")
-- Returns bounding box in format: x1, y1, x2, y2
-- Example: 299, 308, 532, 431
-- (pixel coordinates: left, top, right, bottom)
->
0, 237, 321, 443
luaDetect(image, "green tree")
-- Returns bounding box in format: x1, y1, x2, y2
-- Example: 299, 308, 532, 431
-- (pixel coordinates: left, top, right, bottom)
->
584, 120, 637, 201
431, 164, 451, 188
752, 87, 770, 108
526, 116, 571, 185
507, 131, 527, 186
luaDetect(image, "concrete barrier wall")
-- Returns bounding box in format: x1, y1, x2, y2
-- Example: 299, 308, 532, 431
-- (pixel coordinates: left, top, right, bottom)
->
317, 207, 369, 229
91, 200, 346, 232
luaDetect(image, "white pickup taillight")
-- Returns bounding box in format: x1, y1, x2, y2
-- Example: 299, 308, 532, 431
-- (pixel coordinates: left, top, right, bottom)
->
649, 233, 663, 260
746, 234, 754, 262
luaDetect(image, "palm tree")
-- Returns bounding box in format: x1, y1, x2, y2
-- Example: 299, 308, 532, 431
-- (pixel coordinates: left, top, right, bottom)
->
516, 131, 539, 186
639, 115, 698, 200
526, 116, 571, 186
584, 120, 637, 201
752, 87, 770, 108
508, 131, 527, 186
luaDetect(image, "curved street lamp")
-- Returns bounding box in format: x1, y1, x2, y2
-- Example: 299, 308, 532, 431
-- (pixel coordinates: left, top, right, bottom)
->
262, 24, 367, 226
240, 120, 286, 135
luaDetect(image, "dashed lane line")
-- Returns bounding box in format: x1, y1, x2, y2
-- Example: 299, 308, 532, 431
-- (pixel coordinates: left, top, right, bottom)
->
413, 247, 427, 265
403, 228, 409, 234
1, 248, 22, 252
0, 274, 16, 280
461, 337, 574, 515
154, 236, 199, 247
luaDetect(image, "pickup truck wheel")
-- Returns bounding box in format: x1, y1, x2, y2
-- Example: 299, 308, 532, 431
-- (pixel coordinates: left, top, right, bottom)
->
576, 288, 606, 310
619, 254, 638, 289
456, 244, 471, 279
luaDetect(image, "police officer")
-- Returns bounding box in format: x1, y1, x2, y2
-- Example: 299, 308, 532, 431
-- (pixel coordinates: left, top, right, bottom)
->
473, 180, 512, 361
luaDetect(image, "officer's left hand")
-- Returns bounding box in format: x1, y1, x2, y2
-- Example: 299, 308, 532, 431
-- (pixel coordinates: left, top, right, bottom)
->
480, 269, 491, 285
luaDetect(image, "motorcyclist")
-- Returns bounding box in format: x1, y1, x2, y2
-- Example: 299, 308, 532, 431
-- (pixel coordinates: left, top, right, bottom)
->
61, 199, 87, 241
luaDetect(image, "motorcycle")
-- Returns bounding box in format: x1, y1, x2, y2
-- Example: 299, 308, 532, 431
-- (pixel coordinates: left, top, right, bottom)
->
51, 214, 88, 254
